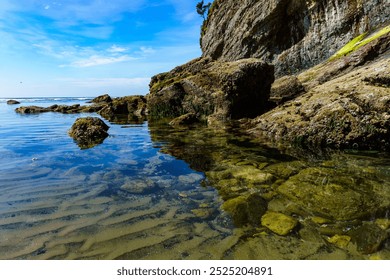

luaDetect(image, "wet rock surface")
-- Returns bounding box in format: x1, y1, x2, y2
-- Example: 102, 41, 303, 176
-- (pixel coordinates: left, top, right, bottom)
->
68, 117, 109, 149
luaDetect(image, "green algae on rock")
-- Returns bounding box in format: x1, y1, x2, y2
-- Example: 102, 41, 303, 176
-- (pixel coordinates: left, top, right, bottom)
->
261, 211, 298, 236
350, 223, 388, 254
222, 193, 267, 227
277, 167, 380, 221
68, 117, 109, 149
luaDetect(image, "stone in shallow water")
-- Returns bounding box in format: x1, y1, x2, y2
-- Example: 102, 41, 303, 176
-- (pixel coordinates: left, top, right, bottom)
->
68, 117, 109, 149
327, 234, 351, 249
277, 167, 379, 221
7, 99, 20, 105
222, 193, 267, 227
261, 211, 298, 236
350, 223, 388, 254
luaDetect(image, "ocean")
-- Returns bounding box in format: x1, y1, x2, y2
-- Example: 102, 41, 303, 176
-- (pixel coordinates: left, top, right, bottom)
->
0, 97, 389, 260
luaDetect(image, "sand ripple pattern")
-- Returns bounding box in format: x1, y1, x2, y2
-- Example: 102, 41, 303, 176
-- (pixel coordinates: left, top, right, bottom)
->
0, 173, 241, 259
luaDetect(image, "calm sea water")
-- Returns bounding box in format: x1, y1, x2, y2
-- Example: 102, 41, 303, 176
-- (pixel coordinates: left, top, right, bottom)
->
0, 97, 389, 260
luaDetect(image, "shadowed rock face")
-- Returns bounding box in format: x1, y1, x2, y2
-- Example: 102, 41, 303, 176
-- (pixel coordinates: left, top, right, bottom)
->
201, 0, 390, 76
147, 57, 274, 125
68, 117, 109, 149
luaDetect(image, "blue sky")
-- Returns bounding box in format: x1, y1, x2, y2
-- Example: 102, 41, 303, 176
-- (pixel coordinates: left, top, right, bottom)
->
0, 0, 207, 97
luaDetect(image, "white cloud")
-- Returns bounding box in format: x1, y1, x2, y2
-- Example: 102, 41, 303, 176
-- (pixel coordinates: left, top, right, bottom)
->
62, 55, 137, 68
108, 45, 128, 53
60, 77, 150, 88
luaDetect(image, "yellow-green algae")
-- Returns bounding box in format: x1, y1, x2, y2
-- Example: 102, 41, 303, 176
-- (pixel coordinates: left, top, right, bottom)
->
261, 211, 298, 236
330, 24, 390, 60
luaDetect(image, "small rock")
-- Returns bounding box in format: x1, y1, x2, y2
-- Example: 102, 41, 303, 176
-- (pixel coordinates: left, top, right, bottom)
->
222, 193, 267, 227
375, 218, 390, 230
350, 223, 388, 254
261, 211, 298, 236
169, 113, 199, 126
327, 234, 351, 249
68, 117, 109, 149
7, 99, 20, 105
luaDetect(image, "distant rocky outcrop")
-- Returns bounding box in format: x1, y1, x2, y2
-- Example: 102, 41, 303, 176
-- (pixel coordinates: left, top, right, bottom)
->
201, 0, 390, 77
98, 95, 147, 123
147, 57, 274, 125
89, 94, 112, 104
68, 117, 109, 149
15, 104, 104, 114
7, 99, 20, 105
15, 95, 147, 124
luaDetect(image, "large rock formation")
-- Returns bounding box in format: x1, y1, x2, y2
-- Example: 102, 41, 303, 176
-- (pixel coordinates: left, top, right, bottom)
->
201, 0, 390, 76
248, 29, 390, 151
147, 57, 274, 124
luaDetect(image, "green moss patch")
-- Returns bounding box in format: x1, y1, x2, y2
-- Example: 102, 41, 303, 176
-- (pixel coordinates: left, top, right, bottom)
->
330, 24, 390, 61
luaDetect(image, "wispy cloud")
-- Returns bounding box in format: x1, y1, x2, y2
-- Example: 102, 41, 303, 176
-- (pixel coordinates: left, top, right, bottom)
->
62, 55, 137, 68
59, 77, 151, 88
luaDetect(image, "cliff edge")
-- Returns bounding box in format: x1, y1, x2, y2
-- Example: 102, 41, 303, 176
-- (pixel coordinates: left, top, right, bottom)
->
201, 0, 390, 76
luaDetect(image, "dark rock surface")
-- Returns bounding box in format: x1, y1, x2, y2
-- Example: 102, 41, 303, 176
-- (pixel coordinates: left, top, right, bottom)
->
15, 104, 104, 114
7, 100, 20, 105
98, 95, 147, 123
270, 75, 305, 105
68, 117, 109, 149
147, 57, 274, 125
201, 0, 390, 77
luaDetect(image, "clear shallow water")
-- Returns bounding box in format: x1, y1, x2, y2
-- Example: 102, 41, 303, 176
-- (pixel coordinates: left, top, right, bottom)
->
0, 98, 389, 260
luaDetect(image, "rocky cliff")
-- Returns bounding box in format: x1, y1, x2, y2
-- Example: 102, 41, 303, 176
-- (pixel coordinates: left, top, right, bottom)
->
148, 0, 390, 151
201, 0, 390, 76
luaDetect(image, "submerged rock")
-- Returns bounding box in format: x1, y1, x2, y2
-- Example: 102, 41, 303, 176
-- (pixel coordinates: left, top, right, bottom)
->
327, 235, 351, 249
350, 223, 388, 254
169, 113, 199, 127
222, 193, 267, 227
261, 211, 298, 236
147, 57, 274, 124
277, 167, 379, 221
68, 117, 109, 149
7, 99, 20, 105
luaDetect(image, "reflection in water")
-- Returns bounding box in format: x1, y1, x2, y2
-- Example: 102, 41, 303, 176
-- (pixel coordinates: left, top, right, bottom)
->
148, 122, 390, 259
0, 102, 389, 259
